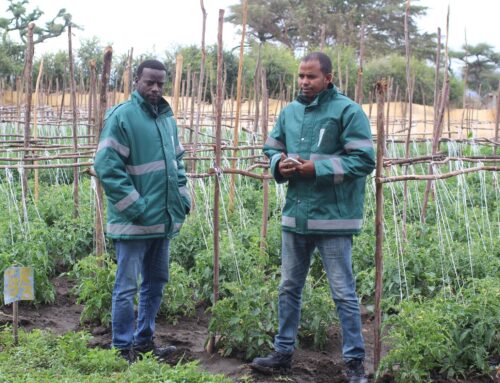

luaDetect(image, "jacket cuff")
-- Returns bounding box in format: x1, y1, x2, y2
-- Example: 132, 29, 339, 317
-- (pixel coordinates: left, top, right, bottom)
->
314, 159, 343, 187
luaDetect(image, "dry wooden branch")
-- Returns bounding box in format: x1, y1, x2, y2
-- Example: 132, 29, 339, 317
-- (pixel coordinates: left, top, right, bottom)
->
0, 162, 93, 170
208, 167, 273, 180
378, 166, 499, 183
384, 155, 500, 166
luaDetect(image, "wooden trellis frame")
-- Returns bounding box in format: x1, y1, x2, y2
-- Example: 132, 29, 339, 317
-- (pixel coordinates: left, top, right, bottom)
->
1, 2, 500, 372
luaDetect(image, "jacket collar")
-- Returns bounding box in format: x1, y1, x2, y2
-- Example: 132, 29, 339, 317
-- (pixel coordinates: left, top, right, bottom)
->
132, 90, 173, 118
297, 83, 337, 107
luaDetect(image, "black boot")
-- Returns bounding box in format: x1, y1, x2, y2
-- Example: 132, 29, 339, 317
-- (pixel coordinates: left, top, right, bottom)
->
345, 359, 368, 383
250, 351, 292, 374
116, 348, 136, 363
134, 340, 177, 361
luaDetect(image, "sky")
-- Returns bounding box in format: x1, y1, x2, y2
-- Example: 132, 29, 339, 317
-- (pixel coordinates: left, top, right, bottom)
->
1, 0, 500, 57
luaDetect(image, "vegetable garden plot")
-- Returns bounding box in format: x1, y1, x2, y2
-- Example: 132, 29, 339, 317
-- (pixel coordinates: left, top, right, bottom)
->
0, 95, 498, 382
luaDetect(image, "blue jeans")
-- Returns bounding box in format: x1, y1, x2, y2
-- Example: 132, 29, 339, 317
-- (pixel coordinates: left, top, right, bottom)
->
112, 238, 170, 350
274, 231, 365, 361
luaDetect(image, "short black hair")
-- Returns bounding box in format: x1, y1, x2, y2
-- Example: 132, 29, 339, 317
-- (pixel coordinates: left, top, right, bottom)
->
136, 59, 167, 78
301, 52, 332, 76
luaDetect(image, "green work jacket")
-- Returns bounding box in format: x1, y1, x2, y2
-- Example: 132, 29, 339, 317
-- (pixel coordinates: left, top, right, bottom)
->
264, 84, 375, 235
94, 91, 190, 240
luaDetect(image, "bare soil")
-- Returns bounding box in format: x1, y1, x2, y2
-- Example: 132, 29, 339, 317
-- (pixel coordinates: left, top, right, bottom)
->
2, 275, 496, 382
1, 275, 380, 382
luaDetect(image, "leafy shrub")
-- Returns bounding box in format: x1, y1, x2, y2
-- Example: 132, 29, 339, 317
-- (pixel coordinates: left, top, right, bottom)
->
192, 232, 272, 304
170, 213, 208, 271
208, 273, 279, 360
299, 278, 338, 350
159, 262, 198, 324
379, 277, 500, 382
0, 225, 56, 305
71, 255, 116, 326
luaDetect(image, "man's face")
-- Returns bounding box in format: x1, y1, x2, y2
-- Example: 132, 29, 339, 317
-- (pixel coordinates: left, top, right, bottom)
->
135, 68, 166, 105
298, 59, 332, 101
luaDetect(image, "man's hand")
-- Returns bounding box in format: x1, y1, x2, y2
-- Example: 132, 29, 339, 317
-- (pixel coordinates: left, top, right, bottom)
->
296, 157, 315, 177
278, 153, 298, 178
278, 153, 315, 178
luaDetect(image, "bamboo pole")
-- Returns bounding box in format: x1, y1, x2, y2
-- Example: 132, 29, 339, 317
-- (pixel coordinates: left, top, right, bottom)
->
229, 0, 248, 211
95, 47, 113, 258
33, 57, 44, 203
374, 80, 387, 371
208, 8, 224, 355
68, 25, 79, 218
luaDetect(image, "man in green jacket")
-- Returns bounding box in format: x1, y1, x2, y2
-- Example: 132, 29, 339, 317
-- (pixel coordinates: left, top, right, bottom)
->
94, 59, 191, 362
250, 52, 374, 383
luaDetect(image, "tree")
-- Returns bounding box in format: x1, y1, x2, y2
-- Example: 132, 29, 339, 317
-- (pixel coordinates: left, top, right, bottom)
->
0, 0, 76, 85
226, 0, 436, 60
226, 0, 297, 48
363, 54, 463, 106
35, 51, 69, 92
0, 0, 75, 45
451, 43, 500, 95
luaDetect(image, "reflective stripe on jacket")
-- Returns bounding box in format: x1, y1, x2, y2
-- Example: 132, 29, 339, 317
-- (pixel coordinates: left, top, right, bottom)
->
264, 84, 375, 235
94, 91, 191, 239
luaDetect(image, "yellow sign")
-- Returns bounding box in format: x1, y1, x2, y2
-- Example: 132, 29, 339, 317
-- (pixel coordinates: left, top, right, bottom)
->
3, 267, 34, 304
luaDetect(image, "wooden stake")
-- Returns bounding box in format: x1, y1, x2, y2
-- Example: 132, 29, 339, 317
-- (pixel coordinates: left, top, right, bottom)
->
68, 25, 79, 218
21, 23, 35, 217
402, 0, 413, 242
173, 54, 183, 116
34, 57, 44, 204
260, 66, 269, 251
355, 22, 365, 104
13, 301, 19, 346
495, 81, 500, 156
95, 47, 113, 258
229, 0, 248, 211
422, 11, 450, 223
374, 80, 387, 371
193, 0, 207, 173
208, 8, 224, 355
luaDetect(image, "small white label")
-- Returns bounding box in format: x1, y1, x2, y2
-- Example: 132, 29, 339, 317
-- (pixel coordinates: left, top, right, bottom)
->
317, 128, 325, 146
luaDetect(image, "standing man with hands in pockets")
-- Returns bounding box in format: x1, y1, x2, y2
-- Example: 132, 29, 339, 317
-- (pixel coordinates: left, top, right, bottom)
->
250, 52, 375, 383
94, 59, 191, 363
